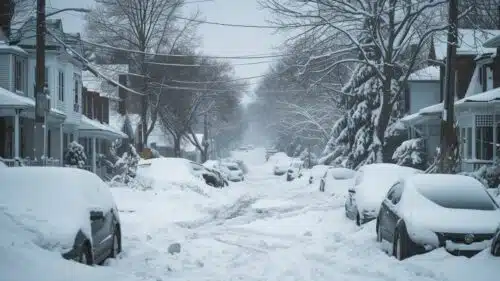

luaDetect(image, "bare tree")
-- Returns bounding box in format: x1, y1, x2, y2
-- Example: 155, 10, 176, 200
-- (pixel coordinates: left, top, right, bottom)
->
85, 0, 199, 151
261, 0, 457, 166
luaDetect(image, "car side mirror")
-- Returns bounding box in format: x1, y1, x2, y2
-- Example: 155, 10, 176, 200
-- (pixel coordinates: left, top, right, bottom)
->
90, 210, 104, 221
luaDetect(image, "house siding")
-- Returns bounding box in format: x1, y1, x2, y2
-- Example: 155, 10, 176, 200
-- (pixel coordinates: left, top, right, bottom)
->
408, 81, 441, 114
0, 54, 11, 91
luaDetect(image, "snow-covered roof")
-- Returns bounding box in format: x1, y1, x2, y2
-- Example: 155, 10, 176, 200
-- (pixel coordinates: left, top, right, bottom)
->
434, 29, 500, 60
79, 115, 128, 139
82, 64, 129, 99
0, 87, 35, 108
400, 112, 422, 123
483, 34, 500, 48
408, 66, 440, 81
0, 40, 28, 55
419, 103, 443, 115
456, 87, 500, 105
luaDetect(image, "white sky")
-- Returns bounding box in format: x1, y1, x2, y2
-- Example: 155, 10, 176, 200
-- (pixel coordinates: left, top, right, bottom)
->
47, 0, 286, 97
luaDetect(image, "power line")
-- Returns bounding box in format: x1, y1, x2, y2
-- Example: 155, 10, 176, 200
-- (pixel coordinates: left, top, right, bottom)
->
145, 60, 277, 67
173, 15, 311, 29
82, 39, 293, 59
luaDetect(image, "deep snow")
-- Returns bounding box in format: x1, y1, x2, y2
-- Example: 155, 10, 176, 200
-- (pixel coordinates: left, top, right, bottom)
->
2, 147, 500, 281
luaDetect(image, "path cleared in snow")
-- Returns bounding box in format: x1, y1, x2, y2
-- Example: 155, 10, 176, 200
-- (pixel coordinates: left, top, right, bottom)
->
107, 148, 500, 281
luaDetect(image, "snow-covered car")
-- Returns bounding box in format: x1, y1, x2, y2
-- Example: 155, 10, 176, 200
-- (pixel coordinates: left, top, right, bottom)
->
319, 167, 356, 192
0, 167, 122, 265
138, 157, 224, 188
203, 167, 228, 187
376, 174, 500, 260
271, 152, 291, 175
346, 163, 422, 226
491, 225, 500, 256
286, 160, 304, 181
220, 162, 244, 181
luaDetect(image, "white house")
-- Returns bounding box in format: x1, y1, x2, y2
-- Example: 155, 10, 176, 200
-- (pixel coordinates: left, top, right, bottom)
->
401, 28, 500, 172
0, 19, 127, 174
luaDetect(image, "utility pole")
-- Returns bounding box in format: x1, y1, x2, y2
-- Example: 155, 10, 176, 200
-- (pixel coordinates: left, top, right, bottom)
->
439, 0, 458, 173
35, 0, 49, 164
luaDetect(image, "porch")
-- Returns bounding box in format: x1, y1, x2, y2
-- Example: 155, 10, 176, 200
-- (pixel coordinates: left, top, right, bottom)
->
455, 88, 500, 172
78, 115, 127, 179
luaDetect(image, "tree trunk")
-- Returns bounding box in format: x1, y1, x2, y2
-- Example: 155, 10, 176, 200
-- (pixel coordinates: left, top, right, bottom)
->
173, 135, 182, 157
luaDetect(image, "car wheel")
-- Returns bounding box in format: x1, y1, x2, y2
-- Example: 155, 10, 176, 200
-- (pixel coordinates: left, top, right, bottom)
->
376, 223, 382, 242
78, 243, 92, 265
492, 240, 500, 257
393, 224, 414, 261
109, 231, 120, 259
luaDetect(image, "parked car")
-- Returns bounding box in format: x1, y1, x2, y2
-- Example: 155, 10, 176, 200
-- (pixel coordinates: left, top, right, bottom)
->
491, 225, 500, 256
346, 163, 422, 226
0, 167, 122, 265
220, 162, 244, 182
203, 167, 228, 187
319, 167, 356, 192
266, 148, 278, 161
286, 160, 304, 181
376, 174, 500, 260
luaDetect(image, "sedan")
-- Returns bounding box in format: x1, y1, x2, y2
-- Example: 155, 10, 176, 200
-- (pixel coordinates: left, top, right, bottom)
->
0, 167, 122, 265
319, 167, 356, 192
345, 163, 421, 226
376, 174, 500, 260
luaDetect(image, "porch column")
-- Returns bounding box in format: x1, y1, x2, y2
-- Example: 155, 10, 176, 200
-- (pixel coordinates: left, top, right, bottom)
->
59, 124, 64, 166
494, 113, 498, 162
92, 137, 97, 173
14, 109, 20, 159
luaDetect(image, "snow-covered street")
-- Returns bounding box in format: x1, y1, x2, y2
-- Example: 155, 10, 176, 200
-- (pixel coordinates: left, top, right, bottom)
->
102, 148, 500, 281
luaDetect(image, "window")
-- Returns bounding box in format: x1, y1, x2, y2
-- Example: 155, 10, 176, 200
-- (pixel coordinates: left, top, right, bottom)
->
58, 71, 64, 101
476, 126, 493, 160
386, 182, 403, 205
74, 74, 79, 104
14, 57, 24, 92
417, 183, 497, 211
466, 127, 472, 159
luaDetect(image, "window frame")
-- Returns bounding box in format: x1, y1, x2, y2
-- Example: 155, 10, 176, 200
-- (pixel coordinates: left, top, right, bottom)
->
58, 70, 65, 101
14, 57, 24, 92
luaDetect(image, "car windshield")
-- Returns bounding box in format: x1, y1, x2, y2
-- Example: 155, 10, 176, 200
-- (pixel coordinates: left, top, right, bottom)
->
228, 166, 239, 171
417, 183, 498, 211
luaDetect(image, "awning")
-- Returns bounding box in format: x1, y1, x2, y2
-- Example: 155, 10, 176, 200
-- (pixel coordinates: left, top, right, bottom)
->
79, 115, 128, 140
0, 87, 35, 109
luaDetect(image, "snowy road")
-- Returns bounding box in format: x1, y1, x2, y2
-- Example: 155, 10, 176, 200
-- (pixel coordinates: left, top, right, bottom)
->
107, 149, 500, 281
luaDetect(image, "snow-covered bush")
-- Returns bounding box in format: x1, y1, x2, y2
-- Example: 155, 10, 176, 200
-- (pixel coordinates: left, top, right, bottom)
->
461, 164, 500, 189
299, 148, 318, 168
64, 141, 87, 169
392, 138, 427, 170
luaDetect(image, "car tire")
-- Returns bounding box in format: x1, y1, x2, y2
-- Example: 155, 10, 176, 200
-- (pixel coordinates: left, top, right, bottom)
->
491, 240, 500, 256
78, 242, 93, 265
109, 230, 120, 259
319, 181, 325, 192
393, 223, 415, 260
376, 222, 382, 242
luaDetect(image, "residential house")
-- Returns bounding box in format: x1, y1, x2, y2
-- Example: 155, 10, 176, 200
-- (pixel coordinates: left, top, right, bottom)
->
0, 18, 127, 174
401, 29, 500, 171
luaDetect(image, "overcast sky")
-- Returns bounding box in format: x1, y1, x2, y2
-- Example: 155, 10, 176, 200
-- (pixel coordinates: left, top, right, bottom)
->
47, 0, 286, 96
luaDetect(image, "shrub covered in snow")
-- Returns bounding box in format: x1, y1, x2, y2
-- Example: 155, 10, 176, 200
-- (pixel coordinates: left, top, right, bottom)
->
460, 164, 500, 189
392, 138, 427, 170
64, 141, 87, 168
299, 148, 318, 168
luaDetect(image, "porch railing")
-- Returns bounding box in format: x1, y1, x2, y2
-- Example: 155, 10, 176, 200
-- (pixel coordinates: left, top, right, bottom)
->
0, 157, 60, 167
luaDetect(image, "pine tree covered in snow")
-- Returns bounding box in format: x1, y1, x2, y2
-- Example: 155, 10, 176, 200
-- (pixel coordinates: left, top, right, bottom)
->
392, 138, 427, 170
64, 141, 87, 169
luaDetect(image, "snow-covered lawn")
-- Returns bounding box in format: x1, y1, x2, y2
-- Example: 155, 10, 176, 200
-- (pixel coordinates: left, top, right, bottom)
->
104, 148, 500, 281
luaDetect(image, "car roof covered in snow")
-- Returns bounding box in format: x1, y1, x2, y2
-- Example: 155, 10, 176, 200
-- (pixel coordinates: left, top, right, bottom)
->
0, 167, 114, 251
406, 173, 484, 191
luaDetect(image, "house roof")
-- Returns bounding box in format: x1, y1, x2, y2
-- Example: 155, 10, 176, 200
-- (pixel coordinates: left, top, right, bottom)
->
419, 103, 443, 115
408, 66, 440, 81
434, 29, 500, 60
483, 34, 500, 48
456, 87, 500, 105
79, 115, 128, 140
82, 64, 129, 100
0, 40, 28, 56
0, 87, 35, 109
